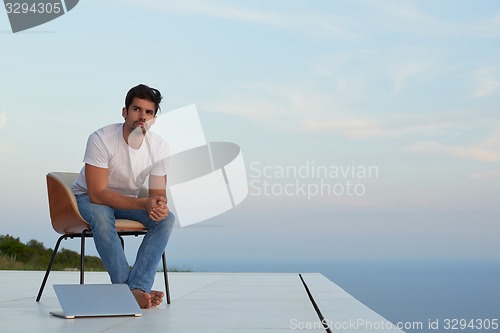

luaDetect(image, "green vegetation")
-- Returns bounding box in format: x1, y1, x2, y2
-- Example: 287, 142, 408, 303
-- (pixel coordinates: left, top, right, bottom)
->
0, 234, 105, 271
0, 234, 192, 272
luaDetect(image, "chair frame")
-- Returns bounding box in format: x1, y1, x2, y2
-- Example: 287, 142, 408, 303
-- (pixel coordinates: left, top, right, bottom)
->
35, 172, 171, 304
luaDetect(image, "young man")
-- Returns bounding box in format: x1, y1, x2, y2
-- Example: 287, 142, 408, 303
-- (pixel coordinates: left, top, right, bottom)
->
72, 84, 174, 309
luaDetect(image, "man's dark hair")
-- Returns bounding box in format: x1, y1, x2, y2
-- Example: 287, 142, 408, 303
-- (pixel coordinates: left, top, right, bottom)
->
125, 84, 163, 115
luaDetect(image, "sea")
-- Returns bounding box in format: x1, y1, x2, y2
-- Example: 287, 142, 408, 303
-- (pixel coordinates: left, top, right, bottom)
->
318, 260, 500, 333
182, 259, 500, 333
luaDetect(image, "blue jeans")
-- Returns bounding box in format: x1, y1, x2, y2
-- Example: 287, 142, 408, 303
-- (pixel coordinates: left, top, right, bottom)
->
76, 194, 174, 293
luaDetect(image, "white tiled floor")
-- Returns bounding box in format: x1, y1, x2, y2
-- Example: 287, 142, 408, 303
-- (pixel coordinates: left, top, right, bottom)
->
0, 271, 403, 333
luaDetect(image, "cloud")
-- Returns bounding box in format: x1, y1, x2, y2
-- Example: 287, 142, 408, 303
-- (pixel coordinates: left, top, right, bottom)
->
299, 117, 384, 139
470, 171, 500, 179
206, 81, 388, 139
390, 59, 431, 95
0, 112, 6, 128
129, 0, 360, 41
407, 132, 500, 161
361, 0, 500, 39
135, 0, 283, 27
0, 112, 8, 153
471, 14, 500, 38
470, 66, 500, 98
208, 80, 456, 140
127, 0, 500, 145
129, 0, 500, 42
371, 1, 465, 37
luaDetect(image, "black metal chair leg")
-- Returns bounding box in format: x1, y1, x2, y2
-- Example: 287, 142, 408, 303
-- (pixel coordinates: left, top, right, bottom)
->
119, 235, 124, 249
36, 229, 172, 304
80, 229, 90, 284
162, 252, 170, 304
36, 235, 66, 302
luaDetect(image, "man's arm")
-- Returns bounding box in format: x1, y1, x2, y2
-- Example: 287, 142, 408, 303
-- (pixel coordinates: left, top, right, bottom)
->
149, 174, 167, 198
148, 174, 169, 221
85, 163, 156, 213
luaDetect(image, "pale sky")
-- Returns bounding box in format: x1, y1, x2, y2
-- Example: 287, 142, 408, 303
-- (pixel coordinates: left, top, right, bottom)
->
1, 0, 499, 270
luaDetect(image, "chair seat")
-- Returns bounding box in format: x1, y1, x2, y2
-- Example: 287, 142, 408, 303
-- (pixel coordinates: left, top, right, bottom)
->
115, 219, 147, 231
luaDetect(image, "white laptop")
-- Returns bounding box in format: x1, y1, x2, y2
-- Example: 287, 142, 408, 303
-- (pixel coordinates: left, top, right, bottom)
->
50, 284, 142, 319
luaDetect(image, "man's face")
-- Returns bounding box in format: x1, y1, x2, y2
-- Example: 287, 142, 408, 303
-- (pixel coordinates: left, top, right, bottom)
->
122, 97, 157, 134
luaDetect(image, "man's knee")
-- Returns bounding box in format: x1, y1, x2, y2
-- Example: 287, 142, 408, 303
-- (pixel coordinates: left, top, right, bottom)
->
84, 204, 115, 230
156, 212, 175, 232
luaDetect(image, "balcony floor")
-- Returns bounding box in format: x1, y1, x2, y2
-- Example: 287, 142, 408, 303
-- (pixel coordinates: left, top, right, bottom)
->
0, 270, 403, 332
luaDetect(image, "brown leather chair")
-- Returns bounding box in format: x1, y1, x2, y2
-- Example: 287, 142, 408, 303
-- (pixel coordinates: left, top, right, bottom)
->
35, 172, 171, 303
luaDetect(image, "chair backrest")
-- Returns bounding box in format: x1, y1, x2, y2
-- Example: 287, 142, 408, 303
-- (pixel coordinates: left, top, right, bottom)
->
47, 172, 89, 234
47, 172, 151, 234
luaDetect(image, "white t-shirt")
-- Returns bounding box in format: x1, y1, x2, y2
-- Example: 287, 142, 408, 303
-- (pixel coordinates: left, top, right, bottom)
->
72, 123, 169, 197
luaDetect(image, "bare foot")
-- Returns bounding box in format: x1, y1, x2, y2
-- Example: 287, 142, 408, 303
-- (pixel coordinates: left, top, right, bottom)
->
150, 290, 164, 307
131, 289, 152, 309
